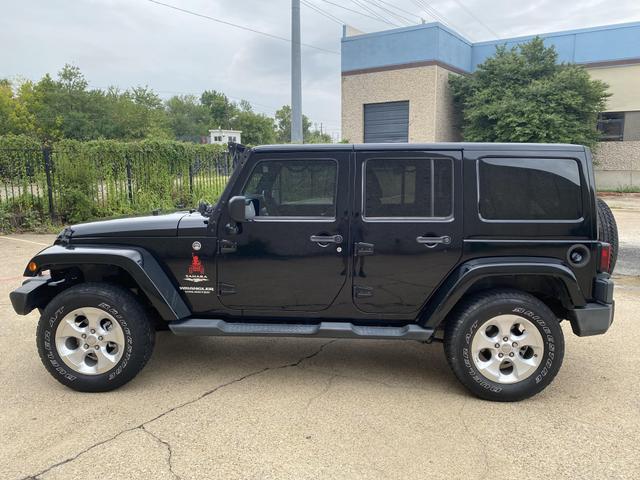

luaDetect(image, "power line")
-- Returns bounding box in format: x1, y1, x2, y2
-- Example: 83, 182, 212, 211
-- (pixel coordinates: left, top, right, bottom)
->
410, 0, 455, 29
146, 0, 339, 55
368, 0, 425, 21
301, 0, 347, 26
360, 0, 415, 26
350, 0, 399, 26
316, 0, 394, 26
450, 0, 500, 38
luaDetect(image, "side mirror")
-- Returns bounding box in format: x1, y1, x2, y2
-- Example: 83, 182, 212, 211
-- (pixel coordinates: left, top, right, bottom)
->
228, 196, 256, 222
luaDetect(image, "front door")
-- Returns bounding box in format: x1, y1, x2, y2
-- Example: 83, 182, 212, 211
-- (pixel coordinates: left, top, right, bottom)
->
216, 151, 350, 311
352, 150, 463, 314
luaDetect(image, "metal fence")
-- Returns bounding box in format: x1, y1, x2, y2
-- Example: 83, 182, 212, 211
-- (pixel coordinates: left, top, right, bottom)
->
0, 146, 234, 230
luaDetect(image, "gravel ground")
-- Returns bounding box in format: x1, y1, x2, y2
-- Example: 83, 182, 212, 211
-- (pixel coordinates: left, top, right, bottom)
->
0, 197, 639, 480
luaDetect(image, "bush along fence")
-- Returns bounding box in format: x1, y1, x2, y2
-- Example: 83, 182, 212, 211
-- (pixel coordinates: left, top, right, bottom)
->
0, 135, 232, 232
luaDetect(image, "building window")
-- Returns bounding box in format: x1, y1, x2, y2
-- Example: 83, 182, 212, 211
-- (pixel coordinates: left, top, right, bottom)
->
597, 112, 625, 141
229, 136, 236, 142
213, 136, 222, 142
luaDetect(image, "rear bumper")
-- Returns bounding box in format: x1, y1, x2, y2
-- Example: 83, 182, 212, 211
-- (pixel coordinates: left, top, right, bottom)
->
10, 276, 58, 316
567, 275, 615, 337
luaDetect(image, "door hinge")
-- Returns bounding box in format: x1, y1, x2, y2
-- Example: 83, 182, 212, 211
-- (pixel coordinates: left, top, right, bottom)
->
217, 283, 236, 295
219, 239, 237, 254
355, 242, 374, 256
354, 285, 374, 298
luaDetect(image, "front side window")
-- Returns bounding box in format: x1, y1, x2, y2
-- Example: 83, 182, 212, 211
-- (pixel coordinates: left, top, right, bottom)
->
243, 159, 337, 218
478, 157, 582, 221
364, 157, 453, 219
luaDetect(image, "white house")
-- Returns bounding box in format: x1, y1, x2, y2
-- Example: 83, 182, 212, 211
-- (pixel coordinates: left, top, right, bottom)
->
209, 128, 242, 145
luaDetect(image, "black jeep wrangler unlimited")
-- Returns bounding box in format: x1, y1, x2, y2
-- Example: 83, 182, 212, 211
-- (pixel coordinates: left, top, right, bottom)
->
10, 143, 616, 401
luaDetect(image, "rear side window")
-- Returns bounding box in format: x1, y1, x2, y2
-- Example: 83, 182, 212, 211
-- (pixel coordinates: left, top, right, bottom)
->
478, 158, 582, 221
364, 157, 453, 219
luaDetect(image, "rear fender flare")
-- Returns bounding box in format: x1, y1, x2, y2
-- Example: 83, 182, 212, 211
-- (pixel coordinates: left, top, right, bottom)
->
420, 257, 586, 329
25, 245, 190, 321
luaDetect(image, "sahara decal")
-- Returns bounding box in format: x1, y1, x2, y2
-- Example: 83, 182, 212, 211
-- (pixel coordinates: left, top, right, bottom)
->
184, 253, 209, 283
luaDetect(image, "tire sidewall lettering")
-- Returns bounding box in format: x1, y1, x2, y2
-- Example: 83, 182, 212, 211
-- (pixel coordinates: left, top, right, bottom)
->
43, 298, 133, 383
462, 303, 557, 392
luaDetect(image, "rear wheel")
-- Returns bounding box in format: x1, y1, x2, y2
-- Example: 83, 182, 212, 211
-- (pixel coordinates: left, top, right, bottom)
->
444, 289, 564, 402
36, 283, 155, 392
596, 197, 618, 273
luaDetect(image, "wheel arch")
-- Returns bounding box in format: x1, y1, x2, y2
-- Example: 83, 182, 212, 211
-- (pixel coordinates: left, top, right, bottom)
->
419, 257, 586, 330
24, 245, 190, 321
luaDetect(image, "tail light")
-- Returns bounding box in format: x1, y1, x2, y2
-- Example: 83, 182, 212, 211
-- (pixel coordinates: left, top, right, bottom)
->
599, 243, 611, 273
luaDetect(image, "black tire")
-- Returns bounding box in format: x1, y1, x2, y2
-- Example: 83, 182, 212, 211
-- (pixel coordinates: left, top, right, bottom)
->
36, 283, 155, 392
596, 197, 618, 273
444, 289, 564, 402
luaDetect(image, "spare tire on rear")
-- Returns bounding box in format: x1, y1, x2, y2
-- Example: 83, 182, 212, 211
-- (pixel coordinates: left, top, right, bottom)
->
596, 198, 618, 273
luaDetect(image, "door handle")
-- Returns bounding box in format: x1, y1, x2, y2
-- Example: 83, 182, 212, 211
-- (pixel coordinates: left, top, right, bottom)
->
355, 242, 374, 256
220, 239, 237, 254
416, 235, 451, 248
310, 234, 343, 246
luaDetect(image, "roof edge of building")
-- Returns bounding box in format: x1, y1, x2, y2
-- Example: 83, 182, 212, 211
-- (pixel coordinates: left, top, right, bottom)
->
342, 60, 469, 76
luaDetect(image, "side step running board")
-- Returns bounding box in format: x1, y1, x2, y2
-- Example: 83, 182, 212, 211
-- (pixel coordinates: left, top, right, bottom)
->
169, 319, 434, 341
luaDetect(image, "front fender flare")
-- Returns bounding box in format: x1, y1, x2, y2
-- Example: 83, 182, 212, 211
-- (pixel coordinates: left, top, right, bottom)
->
25, 245, 190, 321
420, 257, 586, 329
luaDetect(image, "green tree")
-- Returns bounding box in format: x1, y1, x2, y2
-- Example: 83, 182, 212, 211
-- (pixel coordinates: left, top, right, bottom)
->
0, 79, 16, 135
201, 90, 237, 128
449, 38, 610, 148
165, 95, 211, 138
231, 101, 276, 145
274, 105, 330, 143
305, 126, 332, 144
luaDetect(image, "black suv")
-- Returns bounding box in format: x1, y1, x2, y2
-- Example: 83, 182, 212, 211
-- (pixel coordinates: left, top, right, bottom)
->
10, 143, 616, 401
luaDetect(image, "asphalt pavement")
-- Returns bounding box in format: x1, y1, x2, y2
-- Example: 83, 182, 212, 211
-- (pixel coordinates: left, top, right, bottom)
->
1, 197, 639, 480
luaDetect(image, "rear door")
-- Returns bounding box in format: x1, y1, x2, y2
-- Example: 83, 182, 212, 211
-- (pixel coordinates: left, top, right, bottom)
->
352, 150, 463, 314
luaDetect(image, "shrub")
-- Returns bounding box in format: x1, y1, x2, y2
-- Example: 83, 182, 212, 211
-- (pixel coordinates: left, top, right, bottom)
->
0, 136, 229, 231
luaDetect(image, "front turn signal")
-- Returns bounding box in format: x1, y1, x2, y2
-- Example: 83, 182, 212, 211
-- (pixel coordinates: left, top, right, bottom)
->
27, 261, 38, 273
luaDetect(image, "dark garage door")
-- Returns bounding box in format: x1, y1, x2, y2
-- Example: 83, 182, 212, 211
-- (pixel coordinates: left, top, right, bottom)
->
364, 101, 409, 143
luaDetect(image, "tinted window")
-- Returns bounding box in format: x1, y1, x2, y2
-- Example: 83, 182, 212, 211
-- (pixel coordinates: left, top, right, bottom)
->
243, 159, 337, 218
478, 158, 582, 221
364, 158, 453, 218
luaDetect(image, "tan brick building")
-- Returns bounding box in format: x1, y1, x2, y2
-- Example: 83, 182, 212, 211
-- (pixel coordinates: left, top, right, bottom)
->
340, 22, 640, 188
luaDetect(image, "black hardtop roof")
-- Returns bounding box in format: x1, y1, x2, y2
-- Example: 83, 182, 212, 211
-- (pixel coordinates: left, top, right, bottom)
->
251, 142, 585, 153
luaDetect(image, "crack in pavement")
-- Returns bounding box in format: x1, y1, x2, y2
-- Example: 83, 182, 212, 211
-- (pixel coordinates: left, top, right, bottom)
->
305, 374, 337, 411
19, 339, 336, 480
141, 425, 181, 480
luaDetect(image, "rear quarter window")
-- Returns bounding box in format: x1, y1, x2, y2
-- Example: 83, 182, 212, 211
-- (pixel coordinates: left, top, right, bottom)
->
478, 157, 583, 221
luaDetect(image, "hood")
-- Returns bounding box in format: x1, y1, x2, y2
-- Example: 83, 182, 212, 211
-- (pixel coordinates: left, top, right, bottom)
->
63, 212, 189, 240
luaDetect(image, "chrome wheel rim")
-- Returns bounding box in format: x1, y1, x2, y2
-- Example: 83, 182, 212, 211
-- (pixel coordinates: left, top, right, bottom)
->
470, 314, 544, 384
55, 307, 125, 375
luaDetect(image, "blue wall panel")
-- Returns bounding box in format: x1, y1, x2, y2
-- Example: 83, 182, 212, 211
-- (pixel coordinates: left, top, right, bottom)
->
342, 21, 640, 73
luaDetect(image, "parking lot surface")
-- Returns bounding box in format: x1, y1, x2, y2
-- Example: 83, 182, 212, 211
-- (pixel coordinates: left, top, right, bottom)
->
1, 198, 639, 480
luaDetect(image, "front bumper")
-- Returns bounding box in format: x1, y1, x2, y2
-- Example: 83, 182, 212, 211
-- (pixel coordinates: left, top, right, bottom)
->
567, 274, 615, 337
10, 276, 60, 316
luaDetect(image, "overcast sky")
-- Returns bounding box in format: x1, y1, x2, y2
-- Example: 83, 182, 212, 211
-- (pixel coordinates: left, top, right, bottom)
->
2, 0, 639, 139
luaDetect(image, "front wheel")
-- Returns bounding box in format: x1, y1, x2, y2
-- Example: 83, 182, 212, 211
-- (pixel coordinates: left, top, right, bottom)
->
36, 283, 155, 392
444, 289, 564, 402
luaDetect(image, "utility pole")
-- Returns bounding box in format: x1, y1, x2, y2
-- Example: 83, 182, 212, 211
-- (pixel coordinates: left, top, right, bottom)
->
291, 0, 303, 143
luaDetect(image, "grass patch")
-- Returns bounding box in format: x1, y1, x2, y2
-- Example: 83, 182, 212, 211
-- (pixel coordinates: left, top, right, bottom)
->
598, 185, 640, 194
